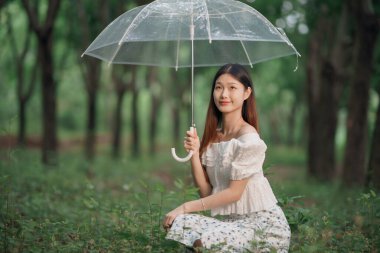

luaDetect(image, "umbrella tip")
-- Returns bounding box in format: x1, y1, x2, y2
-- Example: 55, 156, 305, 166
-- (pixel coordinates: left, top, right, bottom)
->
293, 54, 300, 72
81, 53, 85, 58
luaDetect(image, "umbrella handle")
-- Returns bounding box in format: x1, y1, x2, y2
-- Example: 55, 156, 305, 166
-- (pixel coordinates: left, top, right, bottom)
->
171, 126, 194, 162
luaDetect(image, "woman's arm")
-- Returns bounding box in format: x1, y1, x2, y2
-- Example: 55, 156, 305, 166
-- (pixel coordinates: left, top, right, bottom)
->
190, 154, 212, 197
185, 128, 212, 197
163, 178, 249, 228
184, 178, 249, 212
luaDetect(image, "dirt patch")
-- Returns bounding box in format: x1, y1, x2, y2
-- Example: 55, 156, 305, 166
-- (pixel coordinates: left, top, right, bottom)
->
0, 135, 41, 149
0, 134, 112, 151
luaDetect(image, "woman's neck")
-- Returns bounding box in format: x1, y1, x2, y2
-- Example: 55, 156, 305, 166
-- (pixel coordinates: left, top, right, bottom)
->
220, 112, 245, 136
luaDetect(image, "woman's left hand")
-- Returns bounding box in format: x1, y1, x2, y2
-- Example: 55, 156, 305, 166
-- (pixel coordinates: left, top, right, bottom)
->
184, 128, 200, 155
162, 204, 186, 231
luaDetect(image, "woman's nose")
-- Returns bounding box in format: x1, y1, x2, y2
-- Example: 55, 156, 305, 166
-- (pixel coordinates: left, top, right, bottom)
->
221, 89, 228, 98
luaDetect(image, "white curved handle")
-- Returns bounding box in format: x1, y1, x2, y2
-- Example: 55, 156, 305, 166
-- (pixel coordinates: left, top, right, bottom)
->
171, 126, 195, 162
171, 148, 193, 162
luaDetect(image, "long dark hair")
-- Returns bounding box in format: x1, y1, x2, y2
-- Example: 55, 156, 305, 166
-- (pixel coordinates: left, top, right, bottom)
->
199, 63, 259, 156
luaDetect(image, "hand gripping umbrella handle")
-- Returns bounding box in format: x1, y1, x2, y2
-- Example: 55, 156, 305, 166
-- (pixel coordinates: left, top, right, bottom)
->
171, 126, 194, 162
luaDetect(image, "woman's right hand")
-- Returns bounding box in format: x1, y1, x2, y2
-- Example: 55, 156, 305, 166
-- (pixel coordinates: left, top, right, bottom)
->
184, 128, 200, 156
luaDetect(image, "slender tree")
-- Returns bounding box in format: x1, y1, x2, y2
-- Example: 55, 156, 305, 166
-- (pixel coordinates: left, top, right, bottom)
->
111, 65, 137, 158
75, 0, 108, 160
367, 83, 380, 189
130, 67, 141, 158
147, 67, 161, 155
366, 39, 380, 189
306, 2, 349, 181
21, 0, 61, 165
170, 69, 190, 149
342, 0, 379, 186
6, 8, 38, 146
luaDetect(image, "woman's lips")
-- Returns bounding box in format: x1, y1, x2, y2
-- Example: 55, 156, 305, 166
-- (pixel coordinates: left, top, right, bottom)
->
220, 102, 230, 106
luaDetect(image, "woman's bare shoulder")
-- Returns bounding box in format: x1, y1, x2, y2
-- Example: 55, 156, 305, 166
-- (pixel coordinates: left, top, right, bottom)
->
238, 124, 258, 136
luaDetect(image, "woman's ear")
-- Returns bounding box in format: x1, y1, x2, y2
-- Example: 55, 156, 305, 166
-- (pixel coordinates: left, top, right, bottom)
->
244, 87, 252, 100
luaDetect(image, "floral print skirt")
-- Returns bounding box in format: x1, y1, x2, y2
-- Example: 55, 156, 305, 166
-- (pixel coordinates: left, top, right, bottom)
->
165, 204, 290, 253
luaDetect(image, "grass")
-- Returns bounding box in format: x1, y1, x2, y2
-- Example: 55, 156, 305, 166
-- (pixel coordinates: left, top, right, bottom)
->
0, 145, 379, 252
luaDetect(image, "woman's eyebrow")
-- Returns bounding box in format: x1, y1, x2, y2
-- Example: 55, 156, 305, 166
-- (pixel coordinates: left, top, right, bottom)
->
216, 81, 238, 85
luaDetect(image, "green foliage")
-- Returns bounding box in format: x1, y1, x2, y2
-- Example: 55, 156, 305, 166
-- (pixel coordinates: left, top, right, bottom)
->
1, 148, 379, 252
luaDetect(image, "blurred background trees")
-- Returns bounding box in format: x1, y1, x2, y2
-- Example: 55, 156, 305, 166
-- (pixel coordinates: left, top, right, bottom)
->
0, 0, 379, 189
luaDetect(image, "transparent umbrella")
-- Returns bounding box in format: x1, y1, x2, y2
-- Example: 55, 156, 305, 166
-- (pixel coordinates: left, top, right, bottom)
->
82, 0, 300, 162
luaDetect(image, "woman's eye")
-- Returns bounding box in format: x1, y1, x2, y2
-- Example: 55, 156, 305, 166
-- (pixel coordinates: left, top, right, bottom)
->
215, 86, 221, 90
230, 86, 237, 90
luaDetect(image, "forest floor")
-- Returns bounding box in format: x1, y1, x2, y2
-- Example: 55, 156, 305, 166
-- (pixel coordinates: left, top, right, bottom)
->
0, 139, 379, 252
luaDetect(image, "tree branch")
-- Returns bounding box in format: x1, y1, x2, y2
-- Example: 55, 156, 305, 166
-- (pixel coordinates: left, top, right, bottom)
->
5, 8, 19, 62
20, 26, 32, 65
0, 0, 7, 10
44, 0, 61, 34
21, 0, 41, 35
99, 0, 108, 25
76, 0, 90, 49
25, 60, 38, 101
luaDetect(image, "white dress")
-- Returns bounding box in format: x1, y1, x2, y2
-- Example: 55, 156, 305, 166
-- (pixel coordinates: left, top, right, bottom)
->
166, 133, 291, 252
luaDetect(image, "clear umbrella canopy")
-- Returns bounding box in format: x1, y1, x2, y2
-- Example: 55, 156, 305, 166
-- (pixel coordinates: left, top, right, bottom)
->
82, 0, 301, 162
83, 0, 300, 68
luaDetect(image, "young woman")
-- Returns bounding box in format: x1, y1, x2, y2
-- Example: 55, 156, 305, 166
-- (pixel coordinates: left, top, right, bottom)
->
163, 64, 290, 252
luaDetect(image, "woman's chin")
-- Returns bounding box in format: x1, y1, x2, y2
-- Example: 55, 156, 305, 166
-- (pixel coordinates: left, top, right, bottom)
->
217, 106, 236, 114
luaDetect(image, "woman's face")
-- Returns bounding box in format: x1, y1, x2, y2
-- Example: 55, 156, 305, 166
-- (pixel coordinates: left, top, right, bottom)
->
213, 74, 251, 114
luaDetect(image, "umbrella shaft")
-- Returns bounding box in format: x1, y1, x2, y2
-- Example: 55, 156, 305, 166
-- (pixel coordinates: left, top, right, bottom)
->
191, 36, 194, 127
191, 10, 195, 127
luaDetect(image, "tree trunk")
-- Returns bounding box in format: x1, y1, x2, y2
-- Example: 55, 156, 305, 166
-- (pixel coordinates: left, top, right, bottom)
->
287, 100, 297, 146
18, 98, 26, 146
6, 9, 37, 147
307, 11, 327, 180
306, 4, 348, 181
269, 111, 281, 144
85, 86, 97, 160
22, 0, 61, 165
367, 90, 380, 189
131, 91, 140, 157
172, 106, 181, 148
112, 91, 125, 158
319, 60, 339, 179
17, 65, 37, 146
0, 0, 6, 9
111, 66, 135, 158
84, 60, 100, 160
39, 39, 58, 165
130, 68, 140, 157
75, 1, 107, 161
146, 67, 160, 155
170, 70, 183, 147
342, 0, 379, 186
149, 97, 160, 155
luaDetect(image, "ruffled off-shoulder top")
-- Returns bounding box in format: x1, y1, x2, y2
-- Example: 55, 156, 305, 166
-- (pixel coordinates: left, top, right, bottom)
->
201, 132, 277, 216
